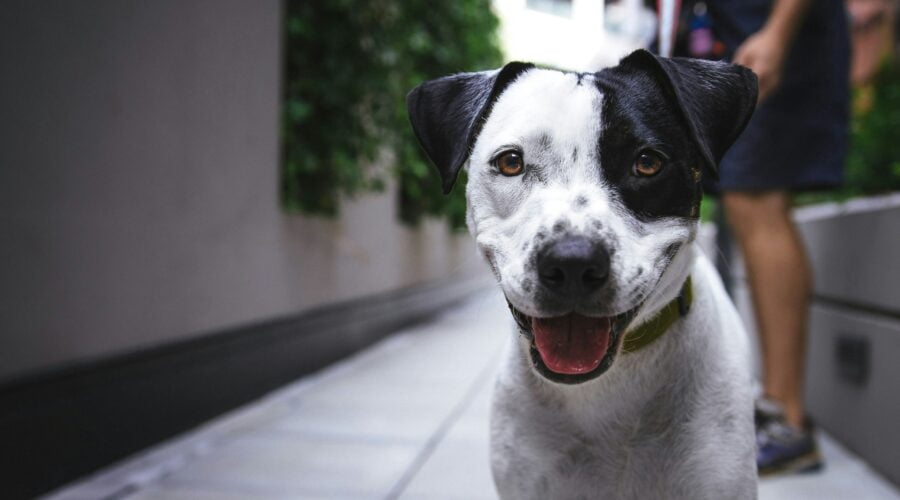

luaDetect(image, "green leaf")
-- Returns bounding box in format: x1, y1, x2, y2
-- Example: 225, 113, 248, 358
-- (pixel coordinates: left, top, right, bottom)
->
282, 0, 502, 221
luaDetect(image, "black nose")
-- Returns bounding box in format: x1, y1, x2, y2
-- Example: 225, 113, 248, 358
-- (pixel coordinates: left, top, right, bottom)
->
537, 236, 610, 297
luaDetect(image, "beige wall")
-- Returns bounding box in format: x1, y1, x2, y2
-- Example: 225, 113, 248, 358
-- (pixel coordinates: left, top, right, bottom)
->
0, 0, 484, 382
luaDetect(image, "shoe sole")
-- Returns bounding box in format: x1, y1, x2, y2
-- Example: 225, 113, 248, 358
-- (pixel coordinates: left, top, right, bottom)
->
759, 450, 824, 477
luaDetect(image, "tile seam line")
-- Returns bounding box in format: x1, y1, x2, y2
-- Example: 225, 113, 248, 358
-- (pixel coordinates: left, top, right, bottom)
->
62, 322, 451, 499
384, 342, 503, 500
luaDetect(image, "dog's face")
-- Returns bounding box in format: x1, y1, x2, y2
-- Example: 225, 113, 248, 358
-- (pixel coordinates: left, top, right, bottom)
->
408, 51, 756, 384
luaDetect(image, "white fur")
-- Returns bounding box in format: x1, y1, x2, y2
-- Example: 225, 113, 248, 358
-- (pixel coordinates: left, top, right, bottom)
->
462, 69, 757, 498
490, 247, 756, 499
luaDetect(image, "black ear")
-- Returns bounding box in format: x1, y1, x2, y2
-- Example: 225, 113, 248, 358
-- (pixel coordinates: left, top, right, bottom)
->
616, 49, 758, 179
406, 62, 534, 193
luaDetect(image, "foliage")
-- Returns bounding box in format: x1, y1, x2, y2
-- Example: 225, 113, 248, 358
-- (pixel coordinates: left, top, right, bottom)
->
282, 0, 503, 227
845, 60, 900, 195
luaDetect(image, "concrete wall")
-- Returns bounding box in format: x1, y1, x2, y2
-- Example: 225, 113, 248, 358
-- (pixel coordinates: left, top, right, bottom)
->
0, 0, 484, 383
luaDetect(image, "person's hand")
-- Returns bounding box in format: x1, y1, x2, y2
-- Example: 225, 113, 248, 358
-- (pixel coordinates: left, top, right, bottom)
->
733, 28, 789, 103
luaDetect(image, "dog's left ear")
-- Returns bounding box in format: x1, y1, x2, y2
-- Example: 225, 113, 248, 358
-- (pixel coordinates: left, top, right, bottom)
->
616, 49, 758, 179
406, 62, 534, 194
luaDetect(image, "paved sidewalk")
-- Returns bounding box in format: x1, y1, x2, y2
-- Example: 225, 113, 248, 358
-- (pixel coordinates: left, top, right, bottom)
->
49, 290, 900, 499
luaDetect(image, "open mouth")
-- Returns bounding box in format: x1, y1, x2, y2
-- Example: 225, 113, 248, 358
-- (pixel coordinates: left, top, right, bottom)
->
508, 303, 640, 384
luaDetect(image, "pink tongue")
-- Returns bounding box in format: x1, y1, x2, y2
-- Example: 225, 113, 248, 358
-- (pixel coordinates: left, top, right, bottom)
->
532, 314, 612, 375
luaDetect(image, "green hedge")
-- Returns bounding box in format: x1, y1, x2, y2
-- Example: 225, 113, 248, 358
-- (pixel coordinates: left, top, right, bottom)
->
282, 0, 503, 227
845, 61, 900, 195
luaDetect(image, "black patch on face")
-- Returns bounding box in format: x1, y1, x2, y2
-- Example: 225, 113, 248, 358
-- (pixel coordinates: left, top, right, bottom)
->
591, 50, 757, 220
594, 70, 702, 220
574, 194, 588, 207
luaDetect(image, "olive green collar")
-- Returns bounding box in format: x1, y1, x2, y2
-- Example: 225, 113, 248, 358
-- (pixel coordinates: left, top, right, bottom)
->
621, 276, 693, 354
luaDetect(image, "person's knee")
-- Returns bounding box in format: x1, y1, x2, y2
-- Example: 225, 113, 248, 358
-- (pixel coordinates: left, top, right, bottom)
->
722, 191, 791, 235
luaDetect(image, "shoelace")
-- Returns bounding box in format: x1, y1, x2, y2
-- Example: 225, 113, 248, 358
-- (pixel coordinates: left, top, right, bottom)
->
757, 418, 804, 448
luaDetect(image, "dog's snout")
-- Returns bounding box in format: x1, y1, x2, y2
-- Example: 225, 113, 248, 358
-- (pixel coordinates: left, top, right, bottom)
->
537, 236, 610, 297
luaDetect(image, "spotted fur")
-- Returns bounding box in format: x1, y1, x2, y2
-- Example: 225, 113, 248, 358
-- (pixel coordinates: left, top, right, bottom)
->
407, 50, 758, 499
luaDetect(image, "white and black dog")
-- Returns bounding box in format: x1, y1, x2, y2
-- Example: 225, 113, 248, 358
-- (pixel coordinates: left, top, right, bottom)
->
407, 50, 759, 499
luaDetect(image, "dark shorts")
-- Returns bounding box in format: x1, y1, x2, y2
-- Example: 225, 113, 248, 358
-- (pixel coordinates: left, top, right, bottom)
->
708, 0, 851, 192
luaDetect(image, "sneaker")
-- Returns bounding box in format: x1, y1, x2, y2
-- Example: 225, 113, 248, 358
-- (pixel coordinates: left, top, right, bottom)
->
755, 398, 824, 476
754, 396, 782, 428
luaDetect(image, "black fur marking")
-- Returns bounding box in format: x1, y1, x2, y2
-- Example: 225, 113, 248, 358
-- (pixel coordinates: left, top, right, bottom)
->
602, 51, 758, 179
573, 194, 588, 211
594, 51, 757, 219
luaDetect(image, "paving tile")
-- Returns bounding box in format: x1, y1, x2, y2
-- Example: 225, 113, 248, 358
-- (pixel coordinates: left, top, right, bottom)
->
397, 378, 498, 500
442, 372, 496, 443
759, 433, 900, 500
397, 427, 498, 500
123, 485, 283, 500
124, 485, 375, 500
270, 400, 444, 444
46, 290, 900, 500
159, 431, 419, 498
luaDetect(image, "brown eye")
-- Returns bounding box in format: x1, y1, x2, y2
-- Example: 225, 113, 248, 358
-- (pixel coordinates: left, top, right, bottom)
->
634, 151, 664, 177
495, 151, 525, 176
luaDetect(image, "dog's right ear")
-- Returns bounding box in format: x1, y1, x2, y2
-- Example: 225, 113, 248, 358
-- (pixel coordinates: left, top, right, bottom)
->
406, 62, 534, 194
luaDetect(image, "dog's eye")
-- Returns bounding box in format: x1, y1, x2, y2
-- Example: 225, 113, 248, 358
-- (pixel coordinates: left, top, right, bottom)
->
494, 151, 525, 176
634, 151, 664, 177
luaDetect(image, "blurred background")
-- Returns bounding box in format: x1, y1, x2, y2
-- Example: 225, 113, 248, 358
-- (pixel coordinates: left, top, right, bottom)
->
1, 0, 898, 498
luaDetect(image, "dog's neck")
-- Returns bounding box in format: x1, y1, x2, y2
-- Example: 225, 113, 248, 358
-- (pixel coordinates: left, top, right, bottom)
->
630, 240, 697, 329
620, 276, 692, 353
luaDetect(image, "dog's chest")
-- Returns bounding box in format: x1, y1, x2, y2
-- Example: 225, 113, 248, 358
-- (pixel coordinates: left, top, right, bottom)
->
529, 403, 697, 493
490, 315, 756, 499
496, 419, 697, 500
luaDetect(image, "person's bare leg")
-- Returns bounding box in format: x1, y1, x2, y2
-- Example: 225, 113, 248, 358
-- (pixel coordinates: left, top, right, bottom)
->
723, 191, 810, 430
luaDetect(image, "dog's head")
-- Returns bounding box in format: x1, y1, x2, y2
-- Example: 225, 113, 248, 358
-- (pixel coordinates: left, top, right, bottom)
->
408, 50, 757, 384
